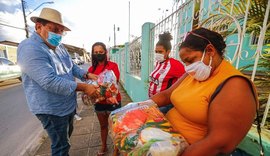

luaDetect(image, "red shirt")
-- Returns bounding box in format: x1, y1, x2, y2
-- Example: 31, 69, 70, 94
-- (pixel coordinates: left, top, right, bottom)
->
88, 61, 121, 103
148, 58, 185, 97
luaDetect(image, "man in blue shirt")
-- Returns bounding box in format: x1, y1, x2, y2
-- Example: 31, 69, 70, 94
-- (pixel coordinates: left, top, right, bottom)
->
17, 8, 96, 156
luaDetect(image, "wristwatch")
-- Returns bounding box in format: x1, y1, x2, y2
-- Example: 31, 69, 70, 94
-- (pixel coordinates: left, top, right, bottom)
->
85, 72, 89, 79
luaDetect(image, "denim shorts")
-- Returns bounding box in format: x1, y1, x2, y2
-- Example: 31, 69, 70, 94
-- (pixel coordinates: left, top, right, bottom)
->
94, 102, 121, 113
159, 104, 174, 114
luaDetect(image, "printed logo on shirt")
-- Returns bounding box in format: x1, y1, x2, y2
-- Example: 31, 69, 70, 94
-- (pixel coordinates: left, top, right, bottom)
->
158, 69, 165, 74
149, 76, 159, 85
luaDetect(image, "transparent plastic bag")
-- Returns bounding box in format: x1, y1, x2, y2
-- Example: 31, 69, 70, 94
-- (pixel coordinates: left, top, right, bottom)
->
81, 69, 119, 105
108, 100, 188, 156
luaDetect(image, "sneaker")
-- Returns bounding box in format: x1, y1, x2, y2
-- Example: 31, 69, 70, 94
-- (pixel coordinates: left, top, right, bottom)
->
74, 114, 82, 121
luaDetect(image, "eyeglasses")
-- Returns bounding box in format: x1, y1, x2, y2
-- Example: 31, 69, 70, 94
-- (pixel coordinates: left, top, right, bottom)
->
183, 31, 212, 44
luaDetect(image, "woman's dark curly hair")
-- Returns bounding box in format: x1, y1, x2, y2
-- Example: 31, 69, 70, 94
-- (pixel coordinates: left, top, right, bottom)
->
179, 27, 226, 57
156, 31, 173, 51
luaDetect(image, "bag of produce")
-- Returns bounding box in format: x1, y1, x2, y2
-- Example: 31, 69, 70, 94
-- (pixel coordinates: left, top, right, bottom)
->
109, 100, 188, 156
81, 69, 119, 105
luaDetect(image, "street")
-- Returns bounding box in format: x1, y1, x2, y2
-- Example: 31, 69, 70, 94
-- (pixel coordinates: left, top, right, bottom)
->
0, 79, 42, 156
0, 64, 90, 156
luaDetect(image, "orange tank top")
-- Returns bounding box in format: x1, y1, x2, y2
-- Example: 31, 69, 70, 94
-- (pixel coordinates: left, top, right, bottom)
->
166, 60, 246, 144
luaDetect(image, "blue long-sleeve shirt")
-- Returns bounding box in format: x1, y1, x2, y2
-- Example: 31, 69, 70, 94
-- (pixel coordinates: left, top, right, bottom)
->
17, 32, 86, 116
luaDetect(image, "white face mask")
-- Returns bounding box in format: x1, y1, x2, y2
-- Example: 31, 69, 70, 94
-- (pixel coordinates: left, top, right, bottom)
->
154, 53, 165, 63
184, 50, 212, 81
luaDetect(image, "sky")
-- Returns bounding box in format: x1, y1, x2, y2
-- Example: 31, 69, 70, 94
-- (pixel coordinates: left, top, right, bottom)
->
0, 0, 174, 52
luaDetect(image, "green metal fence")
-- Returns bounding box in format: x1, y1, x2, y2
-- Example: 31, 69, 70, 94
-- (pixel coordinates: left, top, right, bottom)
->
109, 0, 270, 155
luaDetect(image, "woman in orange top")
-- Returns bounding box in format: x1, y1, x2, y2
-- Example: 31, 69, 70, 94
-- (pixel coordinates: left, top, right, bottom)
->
150, 27, 257, 155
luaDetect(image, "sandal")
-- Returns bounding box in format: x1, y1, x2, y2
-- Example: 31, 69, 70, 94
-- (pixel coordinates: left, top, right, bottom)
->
97, 148, 108, 156
97, 151, 106, 156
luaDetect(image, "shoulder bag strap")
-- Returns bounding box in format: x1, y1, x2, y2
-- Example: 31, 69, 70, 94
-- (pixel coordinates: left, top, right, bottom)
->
209, 76, 264, 156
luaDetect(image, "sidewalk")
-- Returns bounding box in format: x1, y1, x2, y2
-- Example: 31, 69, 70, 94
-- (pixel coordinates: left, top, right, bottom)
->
34, 84, 132, 156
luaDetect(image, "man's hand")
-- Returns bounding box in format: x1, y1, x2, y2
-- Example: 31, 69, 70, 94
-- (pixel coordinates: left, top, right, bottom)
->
84, 84, 96, 96
76, 83, 96, 96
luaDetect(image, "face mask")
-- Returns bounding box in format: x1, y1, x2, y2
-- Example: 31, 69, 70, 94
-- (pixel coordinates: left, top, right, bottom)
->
154, 53, 165, 63
93, 54, 106, 62
47, 31, 62, 47
185, 50, 212, 81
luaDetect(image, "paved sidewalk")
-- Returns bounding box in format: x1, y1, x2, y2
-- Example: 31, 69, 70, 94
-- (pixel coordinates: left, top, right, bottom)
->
34, 84, 132, 156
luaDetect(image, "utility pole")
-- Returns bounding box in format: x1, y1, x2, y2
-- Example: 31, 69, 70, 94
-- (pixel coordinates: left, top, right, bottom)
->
21, 0, 29, 38
113, 24, 120, 47
114, 24, 116, 47
20, 1, 54, 38
128, 1, 130, 43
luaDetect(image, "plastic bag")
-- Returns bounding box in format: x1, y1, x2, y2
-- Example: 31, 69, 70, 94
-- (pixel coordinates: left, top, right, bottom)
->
108, 100, 188, 156
81, 69, 119, 105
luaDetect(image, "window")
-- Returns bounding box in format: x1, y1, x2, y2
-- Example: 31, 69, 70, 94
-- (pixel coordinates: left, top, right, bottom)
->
0, 58, 14, 65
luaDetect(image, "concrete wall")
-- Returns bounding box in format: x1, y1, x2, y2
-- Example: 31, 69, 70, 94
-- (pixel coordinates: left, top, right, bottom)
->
0, 44, 17, 63
110, 23, 155, 102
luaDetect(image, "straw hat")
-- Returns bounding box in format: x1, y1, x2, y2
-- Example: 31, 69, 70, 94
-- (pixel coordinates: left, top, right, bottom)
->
30, 7, 70, 31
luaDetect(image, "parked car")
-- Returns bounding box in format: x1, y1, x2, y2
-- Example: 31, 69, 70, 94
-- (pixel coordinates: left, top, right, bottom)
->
72, 57, 85, 65
78, 57, 85, 65
72, 57, 80, 65
0, 57, 22, 82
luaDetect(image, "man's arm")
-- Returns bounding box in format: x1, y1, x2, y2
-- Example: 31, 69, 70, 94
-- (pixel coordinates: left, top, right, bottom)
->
18, 45, 90, 96
72, 62, 86, 80
76, 83, 96, 96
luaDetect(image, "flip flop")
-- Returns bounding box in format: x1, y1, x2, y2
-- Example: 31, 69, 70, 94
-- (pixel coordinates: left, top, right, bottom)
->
97, 151, 106, 156
97, 148, 108, 156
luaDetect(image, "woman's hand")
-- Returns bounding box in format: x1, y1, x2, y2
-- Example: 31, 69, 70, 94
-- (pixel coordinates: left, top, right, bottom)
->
88, 73, 98, 80
106, 97, 119, 104
84, 72, 98, 80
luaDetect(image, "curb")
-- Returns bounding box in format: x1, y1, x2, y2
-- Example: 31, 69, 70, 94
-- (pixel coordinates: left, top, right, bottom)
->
20, 129, 47, 156
21, 94, 83, 156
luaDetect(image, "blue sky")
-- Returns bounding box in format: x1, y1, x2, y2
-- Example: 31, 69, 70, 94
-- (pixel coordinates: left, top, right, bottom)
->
0, 0, 173, 51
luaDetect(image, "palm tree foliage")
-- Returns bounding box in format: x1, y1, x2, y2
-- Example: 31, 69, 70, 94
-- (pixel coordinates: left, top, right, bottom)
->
220, 0, 269, 35
218, 0, 270, 128
255, 51, 270, 129
239, 47, 270, 129
220, 0, 267, 20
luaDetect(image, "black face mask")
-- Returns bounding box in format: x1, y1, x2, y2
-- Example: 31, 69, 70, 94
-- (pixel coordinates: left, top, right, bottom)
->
93, 54, 106, 62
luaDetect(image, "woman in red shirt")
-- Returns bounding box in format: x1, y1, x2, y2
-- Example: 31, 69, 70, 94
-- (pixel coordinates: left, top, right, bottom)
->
88, 42, 121, 155
149, 32, 185, 114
